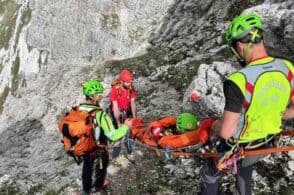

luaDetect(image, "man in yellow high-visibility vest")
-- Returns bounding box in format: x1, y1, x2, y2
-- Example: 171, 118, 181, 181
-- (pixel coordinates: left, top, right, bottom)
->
200, 13, 294, 195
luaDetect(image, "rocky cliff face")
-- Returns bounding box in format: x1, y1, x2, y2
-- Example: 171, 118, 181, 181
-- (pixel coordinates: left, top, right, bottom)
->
0, 0, 293, 194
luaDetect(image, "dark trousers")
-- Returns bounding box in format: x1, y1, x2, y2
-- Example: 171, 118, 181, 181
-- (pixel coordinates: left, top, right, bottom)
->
200, 147, 267, 195
82, 152, 109, 193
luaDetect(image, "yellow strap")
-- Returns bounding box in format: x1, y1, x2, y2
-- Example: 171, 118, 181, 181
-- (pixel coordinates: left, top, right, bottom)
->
249, 29, 261, 41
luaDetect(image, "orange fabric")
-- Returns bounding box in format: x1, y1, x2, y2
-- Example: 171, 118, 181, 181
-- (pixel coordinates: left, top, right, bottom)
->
58, 111, 93, 137
158, 118, 213, 148
63, 137, 72, 152
129, 118, 145, 139
130, 117, 215, 149
58, 110, 96, 156
72, 136, 96, 156
196, 118, 214, 142
158, 130, 199, 148
149, 117, 176, 129
139, 117, 177, 147
142, 126, 158, 147
130, 117, 176, 147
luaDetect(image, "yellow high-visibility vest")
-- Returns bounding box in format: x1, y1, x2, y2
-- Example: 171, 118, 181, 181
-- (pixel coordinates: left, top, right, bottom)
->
228, 57, 294, 143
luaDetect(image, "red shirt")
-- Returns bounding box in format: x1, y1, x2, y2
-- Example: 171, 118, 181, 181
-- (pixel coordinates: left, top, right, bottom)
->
110, 86, 137, 110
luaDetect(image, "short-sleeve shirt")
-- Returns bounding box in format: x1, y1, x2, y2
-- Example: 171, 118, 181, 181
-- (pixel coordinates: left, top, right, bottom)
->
110, 86, 137, 110
223, 80, 244, 113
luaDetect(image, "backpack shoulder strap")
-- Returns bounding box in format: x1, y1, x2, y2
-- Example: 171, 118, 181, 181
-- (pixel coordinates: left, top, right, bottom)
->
95, 110, 105, 127
99, 111, 104, 126
111, 79, 122, 98
95, 111, 108, 144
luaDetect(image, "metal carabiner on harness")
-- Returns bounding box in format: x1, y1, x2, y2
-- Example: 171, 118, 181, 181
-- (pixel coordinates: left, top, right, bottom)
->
215, 143, 244, 174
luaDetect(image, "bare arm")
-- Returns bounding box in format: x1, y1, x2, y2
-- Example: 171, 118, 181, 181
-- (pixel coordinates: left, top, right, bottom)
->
212, 110, 241, 139
131, 98, 137, 118
283, 97, 294, 120
112, 101, 121, 127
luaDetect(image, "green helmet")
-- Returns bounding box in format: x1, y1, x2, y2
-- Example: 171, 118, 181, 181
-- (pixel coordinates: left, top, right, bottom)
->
176, 113, 198, 134
82, 80, 104, 96
226, 13, 264, 46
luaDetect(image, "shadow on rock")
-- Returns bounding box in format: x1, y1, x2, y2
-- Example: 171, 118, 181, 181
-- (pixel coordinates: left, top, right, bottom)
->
0, 119, 44, 155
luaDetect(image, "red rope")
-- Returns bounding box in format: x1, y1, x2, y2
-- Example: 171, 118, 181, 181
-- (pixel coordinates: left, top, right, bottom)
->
169, 130, 294, 158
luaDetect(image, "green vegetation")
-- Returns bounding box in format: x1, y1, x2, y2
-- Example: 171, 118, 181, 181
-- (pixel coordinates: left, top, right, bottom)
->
101, 13, 120, 31
0, 0, 19, 49
11, 55, 20, 96
104, 46, 224, 97
0, 86, 9, 114
13, 4, 32, 51
0, 1, 32, 111
0, 185, 21, 195
58, 169, 69, 177
44, 190, 59, 195
124, 158, 163, 194
227, 0, 250, 20
0, 0, 31, 50
27, 184, 44, 194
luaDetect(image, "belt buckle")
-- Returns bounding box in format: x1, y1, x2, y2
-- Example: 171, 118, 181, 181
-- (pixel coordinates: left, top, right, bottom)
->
226, 138, 238, 148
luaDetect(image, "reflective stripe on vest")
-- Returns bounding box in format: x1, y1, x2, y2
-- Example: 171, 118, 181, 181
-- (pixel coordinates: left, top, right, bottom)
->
283, 59, 294, 99
287, 68, 294, 98
241, 59, 294, 111
228, 58, 294, 142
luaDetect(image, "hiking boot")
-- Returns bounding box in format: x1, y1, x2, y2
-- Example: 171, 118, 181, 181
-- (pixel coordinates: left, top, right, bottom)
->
126, 153, 135, 163
93, 179, 110, 192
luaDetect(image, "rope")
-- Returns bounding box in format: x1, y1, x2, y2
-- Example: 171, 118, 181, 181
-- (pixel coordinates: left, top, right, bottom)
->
128, 130, 294, 159
169, 145, 294, 158
127, 137, 202, 158
281, 130, 294, 136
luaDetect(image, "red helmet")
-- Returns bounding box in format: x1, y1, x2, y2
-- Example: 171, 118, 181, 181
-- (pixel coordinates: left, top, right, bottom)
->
151, 125, 163, 141
119, 70, 133, 83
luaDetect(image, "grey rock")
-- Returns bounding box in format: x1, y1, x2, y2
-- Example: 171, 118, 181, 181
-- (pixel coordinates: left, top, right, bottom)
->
0, 0, 293, 194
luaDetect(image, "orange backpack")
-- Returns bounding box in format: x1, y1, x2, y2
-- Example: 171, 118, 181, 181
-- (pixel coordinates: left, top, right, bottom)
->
58, 107, 97, 156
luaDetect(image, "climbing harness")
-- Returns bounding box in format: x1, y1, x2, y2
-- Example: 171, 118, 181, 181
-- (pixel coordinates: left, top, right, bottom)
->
226, 134, 275, 150
215, 144, 245, 174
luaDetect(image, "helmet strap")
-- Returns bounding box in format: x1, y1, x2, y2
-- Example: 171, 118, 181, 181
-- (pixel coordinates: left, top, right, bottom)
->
249, 29, 261, 43
241, 29, 262, 61
230, 47, 243, 61
231, 29, 262, 65
242, 42, 252, 62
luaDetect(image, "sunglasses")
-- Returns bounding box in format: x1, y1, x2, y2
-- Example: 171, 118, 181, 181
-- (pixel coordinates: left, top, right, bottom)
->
90, 93, 103, 100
